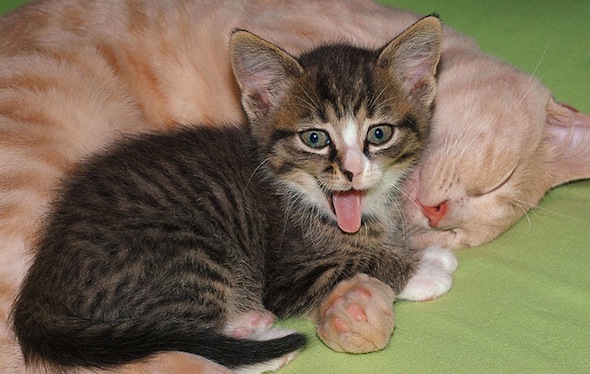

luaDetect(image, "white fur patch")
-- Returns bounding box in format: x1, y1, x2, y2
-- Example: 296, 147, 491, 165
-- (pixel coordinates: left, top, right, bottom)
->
342, 119, 358, 147
398, 245, 458, 301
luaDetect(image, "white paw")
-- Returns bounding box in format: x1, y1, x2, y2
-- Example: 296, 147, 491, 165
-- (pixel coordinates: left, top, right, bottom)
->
398, 245, 458, 301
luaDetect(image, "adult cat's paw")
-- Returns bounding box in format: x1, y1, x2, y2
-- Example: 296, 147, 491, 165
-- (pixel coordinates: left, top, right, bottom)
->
315, 273, 395, 353
398, 245, 458, 301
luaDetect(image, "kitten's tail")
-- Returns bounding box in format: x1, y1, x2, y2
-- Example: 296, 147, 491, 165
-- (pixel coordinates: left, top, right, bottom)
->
12, 309, 307, 372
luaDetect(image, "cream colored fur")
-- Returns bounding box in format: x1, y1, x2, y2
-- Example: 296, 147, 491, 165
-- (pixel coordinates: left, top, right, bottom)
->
1, 0, 588, 372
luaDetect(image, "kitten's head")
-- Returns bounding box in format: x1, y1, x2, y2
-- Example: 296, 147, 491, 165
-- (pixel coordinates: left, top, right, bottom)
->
230, 17, 442, 233
403, 53, 590, 249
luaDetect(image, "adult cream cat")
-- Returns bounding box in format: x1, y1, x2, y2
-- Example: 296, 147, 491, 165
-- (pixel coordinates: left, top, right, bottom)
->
1, 0, 588, 373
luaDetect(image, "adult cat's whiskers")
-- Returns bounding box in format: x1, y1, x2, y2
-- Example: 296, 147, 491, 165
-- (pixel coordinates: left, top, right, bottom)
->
509, 198, 533, 232
507, 195, 575, 235
456, 118, 490, 160
510, 196, 580, 222
515, 47, 548, 109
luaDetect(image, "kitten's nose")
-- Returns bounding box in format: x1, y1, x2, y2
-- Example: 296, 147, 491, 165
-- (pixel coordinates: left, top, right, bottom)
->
342, 146, 365, 184
420, 201, 448, 228
343, 170, 354, 182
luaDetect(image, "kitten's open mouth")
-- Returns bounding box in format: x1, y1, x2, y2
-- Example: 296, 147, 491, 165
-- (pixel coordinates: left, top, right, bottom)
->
330, 189, 366, 234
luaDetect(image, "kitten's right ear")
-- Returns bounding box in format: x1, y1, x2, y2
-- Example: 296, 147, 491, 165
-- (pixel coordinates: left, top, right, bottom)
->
229, 30, 303, 118
377, 16, 442, 106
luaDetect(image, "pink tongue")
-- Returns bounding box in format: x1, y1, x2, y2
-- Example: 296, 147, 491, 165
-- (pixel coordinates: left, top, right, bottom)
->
332, 190, 364, 234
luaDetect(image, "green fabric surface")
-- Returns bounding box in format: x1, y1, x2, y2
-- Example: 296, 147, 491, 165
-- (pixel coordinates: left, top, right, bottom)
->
2, 0, 589, 372
0, 0, 23, 14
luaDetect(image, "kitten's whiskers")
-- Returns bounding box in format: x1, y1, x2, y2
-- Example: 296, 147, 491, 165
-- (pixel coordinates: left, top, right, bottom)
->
244, 157, 271, 194
377, 174, 411, 240
294, 85, 324, 115
368, 81, 394, 112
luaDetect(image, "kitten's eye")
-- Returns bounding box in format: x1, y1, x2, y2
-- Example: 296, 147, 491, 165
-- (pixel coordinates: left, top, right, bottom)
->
366, 125, 394, 146
300, 130, 331, 149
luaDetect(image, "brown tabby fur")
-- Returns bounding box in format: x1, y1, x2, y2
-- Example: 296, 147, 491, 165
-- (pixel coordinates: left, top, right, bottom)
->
1, 0, 588, 372
11, 20, 442, 372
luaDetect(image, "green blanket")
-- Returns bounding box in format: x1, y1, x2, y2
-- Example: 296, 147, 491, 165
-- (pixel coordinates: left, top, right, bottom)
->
2, 0, 589, 372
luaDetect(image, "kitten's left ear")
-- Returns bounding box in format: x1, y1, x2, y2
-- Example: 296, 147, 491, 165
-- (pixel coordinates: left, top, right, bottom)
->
377, 16, 442, 105
229, 30, 303, 118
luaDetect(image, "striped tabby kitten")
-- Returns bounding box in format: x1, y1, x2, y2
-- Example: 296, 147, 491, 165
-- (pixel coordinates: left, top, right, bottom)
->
12, 17, 442, 373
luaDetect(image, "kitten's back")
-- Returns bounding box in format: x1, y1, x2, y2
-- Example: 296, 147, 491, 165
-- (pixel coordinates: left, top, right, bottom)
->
12, 125, 306, 371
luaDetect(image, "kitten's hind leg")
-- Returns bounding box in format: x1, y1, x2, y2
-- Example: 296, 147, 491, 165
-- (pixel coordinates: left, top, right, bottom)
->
313, 273, 396, 353
225, 311, 302, 373
223, 310, 277, 339
398, 245, 458, 301
232, 332, 301, 374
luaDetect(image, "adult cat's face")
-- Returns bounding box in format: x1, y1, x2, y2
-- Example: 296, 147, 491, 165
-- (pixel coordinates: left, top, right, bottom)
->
230, 18, 442, 234
403, 56, 590, 249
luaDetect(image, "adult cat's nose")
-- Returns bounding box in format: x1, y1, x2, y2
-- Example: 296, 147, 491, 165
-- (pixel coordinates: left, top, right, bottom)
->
420, 201, 448, 228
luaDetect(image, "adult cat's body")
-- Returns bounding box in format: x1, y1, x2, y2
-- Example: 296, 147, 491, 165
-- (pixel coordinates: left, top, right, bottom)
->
12, 19, 443, 373
1, 0, 588, 372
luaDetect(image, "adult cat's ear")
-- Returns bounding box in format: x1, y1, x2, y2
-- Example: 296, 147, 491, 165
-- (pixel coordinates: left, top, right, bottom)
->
377, 16, 442, 106
544, 98, 590, 187
229, 29, 303, 118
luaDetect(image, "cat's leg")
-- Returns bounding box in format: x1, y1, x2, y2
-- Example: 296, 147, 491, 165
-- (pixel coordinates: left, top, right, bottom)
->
398, 245, 458, 301
232, 333, 301, 374
223, 310, 277, 339
223, 310, 302, 373
312, 273, 396, 353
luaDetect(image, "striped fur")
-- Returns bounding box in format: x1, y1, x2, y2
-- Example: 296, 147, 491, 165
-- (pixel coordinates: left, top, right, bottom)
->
12, 21, 442, 372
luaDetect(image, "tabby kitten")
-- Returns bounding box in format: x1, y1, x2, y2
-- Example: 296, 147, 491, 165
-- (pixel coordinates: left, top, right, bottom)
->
11, 16, 442, 373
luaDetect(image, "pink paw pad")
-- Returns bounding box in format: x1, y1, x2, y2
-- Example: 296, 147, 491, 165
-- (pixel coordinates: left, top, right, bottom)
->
330, 317, 350, 333
315, 273, 396, 353
346, 304, 367, 321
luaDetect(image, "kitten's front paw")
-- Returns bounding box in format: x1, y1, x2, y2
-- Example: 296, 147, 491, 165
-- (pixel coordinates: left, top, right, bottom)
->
315, 273, 395, 353
398, 245, 458, 301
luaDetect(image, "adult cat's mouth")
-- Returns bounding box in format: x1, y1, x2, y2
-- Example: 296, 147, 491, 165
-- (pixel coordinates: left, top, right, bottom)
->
330, 189, 366, 234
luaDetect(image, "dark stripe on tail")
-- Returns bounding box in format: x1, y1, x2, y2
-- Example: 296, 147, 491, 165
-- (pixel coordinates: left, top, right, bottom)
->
13, 309, 307, 370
